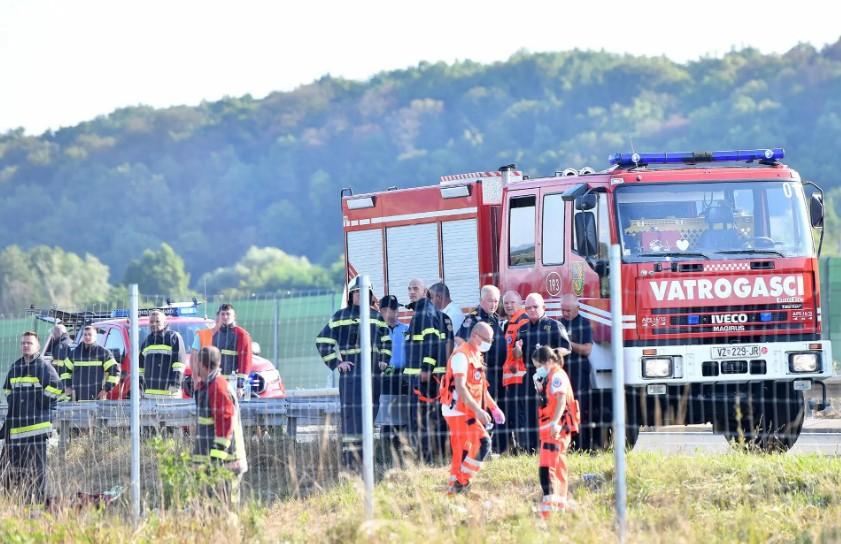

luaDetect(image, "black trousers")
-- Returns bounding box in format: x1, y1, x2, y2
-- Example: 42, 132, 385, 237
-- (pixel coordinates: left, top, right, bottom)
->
407, 394, 447, 464
506, 380, 538, 452
2, 440, 47, 504
487, 369, 510, 454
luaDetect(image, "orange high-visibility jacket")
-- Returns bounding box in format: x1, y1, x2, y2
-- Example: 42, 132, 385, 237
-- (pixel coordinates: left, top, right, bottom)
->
502, 309, 530, 387
196, 328, 214, 349
440, 341, 488, 413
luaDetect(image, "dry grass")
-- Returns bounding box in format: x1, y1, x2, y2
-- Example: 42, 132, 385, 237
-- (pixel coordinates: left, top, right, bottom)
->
4, 443, 841, 543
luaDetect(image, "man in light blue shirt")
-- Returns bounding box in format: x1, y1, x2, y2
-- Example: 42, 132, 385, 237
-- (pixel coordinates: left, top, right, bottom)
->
381, 296, 408, 370
376, 295, 410, 463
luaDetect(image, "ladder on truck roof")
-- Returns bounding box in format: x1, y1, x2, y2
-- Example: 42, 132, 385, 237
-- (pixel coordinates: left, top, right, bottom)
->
27, 298, 203, 336
439, 165, 523, 206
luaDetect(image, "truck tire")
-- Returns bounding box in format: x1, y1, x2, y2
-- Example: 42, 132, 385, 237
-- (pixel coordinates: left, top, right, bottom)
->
725, 382, 805, 452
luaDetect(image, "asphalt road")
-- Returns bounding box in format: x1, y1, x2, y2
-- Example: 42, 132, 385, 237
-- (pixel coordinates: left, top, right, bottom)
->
636, 430, 841, 455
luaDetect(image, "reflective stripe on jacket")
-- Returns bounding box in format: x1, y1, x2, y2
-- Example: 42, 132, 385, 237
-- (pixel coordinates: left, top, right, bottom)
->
64, 343, 119, 401
192, 370, 248, 474
314, 305, 392, 372
140, 328, 186, 394
2, 355, 64, 443
502, 309, 530, 387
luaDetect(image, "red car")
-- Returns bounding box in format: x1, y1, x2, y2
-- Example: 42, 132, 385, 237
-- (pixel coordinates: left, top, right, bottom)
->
83, 316, 285, 399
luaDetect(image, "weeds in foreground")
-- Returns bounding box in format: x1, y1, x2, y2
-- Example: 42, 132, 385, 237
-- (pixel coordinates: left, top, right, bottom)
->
4, 446, 841, 543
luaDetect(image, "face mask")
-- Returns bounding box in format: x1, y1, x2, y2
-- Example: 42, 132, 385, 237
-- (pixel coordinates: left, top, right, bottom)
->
479, 340, 492, 353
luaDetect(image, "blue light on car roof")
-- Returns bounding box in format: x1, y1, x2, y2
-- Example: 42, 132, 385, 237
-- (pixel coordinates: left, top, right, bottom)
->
608, 148, 784, 167
759, 312, 773, 322
687, 315, 700, 325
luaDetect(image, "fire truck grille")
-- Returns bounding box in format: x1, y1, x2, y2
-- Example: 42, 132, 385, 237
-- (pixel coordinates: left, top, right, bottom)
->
701, 359, 767, 377
644, 303, 808, 335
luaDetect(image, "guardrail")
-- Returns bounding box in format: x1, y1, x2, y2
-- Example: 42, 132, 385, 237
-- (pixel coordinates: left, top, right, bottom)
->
0, 389, 342, 452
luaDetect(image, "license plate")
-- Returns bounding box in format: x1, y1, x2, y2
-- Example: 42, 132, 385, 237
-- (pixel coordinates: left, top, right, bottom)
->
710, 345, 760, 360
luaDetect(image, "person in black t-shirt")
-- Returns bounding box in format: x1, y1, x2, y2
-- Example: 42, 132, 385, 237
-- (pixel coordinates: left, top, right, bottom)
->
559, 294, 593, 396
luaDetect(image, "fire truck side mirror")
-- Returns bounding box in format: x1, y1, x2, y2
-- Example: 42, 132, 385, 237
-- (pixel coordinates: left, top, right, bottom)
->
810, 193, 824, 228
574, 212, 598, 258
574, 193, 597, 211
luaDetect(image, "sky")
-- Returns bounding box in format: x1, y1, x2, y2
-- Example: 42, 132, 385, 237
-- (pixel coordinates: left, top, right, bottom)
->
1, 0, 839, 135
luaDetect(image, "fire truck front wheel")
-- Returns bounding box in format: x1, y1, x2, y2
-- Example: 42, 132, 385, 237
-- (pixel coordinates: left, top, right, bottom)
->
722, 381, 805, 452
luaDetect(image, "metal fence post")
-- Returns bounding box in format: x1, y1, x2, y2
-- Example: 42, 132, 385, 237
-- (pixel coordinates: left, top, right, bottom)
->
359, 276, 374, 519
272, 295, 280, 370
130, 284, 141, 524
609, 245, 627, 540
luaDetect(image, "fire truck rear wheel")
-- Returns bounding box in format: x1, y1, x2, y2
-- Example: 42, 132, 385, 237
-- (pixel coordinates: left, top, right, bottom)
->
724, 382, 805, 452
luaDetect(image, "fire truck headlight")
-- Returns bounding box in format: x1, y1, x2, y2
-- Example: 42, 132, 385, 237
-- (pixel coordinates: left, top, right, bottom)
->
789, 353, 819, 373
642, 357, 673, 379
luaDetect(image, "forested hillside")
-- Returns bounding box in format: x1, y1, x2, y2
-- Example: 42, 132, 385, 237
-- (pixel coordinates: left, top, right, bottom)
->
2, 40, 841, 288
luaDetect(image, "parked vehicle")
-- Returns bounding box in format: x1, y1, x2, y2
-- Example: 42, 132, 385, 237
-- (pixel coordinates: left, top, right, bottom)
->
33, 303, 285, 399
341, 148, 830, 451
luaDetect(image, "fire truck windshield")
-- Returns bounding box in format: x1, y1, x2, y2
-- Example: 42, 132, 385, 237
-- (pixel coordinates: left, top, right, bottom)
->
615, 180, 814, 261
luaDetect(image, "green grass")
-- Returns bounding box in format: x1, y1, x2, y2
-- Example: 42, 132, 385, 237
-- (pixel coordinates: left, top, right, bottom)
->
5, 449, 841, 543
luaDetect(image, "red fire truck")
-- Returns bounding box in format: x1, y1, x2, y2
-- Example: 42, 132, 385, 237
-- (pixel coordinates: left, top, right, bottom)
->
341, 148, 831, 451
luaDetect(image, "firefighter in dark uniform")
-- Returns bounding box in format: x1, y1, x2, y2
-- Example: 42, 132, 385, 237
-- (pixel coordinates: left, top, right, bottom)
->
139, 310, 187, 398
1, 331, 64, 503
512, 293, 570, 452
211, 304, 253, 398
456, 285, 508, 453
404, 280, 453, 465
315, 277, 392, 468
63, 325, 120, 401
46, 324, 73, 396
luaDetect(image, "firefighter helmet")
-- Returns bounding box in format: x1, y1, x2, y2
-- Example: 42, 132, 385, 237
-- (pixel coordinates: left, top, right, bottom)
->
347, 276, 374, 304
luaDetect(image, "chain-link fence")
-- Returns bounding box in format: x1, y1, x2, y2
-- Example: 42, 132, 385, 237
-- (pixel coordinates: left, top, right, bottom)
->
0, 258, 839, 535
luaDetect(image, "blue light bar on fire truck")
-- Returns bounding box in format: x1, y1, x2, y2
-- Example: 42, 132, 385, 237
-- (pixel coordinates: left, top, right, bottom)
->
608, 148, 784, 167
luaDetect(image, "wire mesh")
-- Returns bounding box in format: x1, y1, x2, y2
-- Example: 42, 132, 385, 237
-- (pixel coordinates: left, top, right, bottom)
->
0, 263, 838, 521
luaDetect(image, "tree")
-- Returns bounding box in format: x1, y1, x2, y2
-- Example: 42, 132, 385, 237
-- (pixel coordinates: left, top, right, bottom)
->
0, 245, 111, 315
3, 39, 841, 276
122, 243, 190, 296
198, 246, 336, 296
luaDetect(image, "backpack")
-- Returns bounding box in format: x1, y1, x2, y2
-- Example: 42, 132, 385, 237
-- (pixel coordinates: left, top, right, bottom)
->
438, 367, 455, 409
561, 397, 581, 435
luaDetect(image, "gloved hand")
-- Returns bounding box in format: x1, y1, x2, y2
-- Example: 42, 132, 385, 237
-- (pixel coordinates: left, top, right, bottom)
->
491, 407, 506, 425
532, 366, 548, 392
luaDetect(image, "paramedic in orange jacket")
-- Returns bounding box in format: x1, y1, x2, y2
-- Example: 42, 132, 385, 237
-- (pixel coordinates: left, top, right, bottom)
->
532, 345, 577, 518
440, 321, 505, 494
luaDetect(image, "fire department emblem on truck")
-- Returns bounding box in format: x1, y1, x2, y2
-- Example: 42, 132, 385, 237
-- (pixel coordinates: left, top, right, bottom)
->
572, 262, 585, 296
